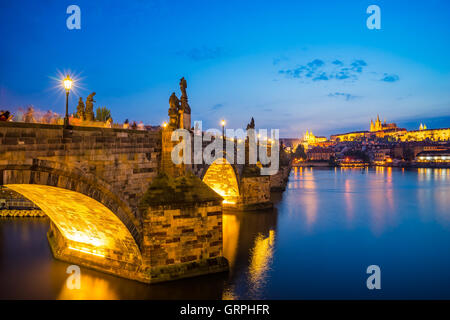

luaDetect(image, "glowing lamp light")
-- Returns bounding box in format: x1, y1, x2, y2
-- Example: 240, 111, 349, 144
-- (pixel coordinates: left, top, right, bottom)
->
63, 75, 73, 91
221, 119, 226, 127
162, 121, 167, 128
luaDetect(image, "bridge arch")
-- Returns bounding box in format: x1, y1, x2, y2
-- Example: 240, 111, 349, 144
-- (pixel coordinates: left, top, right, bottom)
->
0, 159, 142, 244
202, 157, 240, 204
5, 184, 143, 279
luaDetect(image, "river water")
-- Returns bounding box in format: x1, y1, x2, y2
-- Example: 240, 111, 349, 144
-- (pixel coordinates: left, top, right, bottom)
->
1, 167, 450, 299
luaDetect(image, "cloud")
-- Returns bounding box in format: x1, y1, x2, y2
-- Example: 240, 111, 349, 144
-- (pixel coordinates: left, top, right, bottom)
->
177, 46, 223, 61
313, 72, 329, 81
210, 103, 224, 110
307, 59, 325, 69
381, 73, 400, 82
279, 58, 368, 82
350, 60, 367, 73
328, 92, 360, 101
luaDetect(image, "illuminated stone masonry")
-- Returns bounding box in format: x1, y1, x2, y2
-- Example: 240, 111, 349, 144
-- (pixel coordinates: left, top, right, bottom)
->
141, 201, 228, 283
6, 184, 146, 282
0, 121, 161, 243
0, 121, 274, 283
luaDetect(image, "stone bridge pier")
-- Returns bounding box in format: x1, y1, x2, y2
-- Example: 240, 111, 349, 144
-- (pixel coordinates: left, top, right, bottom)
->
162, 129, 273, 211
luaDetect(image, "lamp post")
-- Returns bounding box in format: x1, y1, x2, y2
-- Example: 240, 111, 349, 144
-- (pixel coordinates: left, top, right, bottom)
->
221, 119, 226, 139
63, 75, 73, 128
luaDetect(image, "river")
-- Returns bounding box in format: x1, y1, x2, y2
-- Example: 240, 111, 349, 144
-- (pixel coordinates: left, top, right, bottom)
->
1, 167, 450, 299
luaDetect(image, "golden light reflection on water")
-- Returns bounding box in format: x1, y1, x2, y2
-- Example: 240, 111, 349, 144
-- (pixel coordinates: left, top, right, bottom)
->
222, 214, 240, 269
248, 230, 275, 298
221, 210, 277, 300
289, 167, 319, 226
57, 273, 118, 300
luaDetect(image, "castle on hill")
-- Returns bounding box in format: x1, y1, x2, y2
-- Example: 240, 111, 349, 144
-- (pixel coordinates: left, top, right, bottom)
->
370, 115, 398, 132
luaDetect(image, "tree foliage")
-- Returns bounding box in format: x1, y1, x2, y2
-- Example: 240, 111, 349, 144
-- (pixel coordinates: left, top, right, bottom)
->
293, 144, 307, 159
95, 106, 111, 122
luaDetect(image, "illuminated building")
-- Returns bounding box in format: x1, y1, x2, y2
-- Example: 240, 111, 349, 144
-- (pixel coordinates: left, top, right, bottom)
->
370, 115, 398, 132
399, 127, 450, 142
302, 130, 328, 149
330, 115, 449, 142
415, 150, 450, 163
307, 147, 335, 161
330, 131, 369, 142
338, 156, 368, 167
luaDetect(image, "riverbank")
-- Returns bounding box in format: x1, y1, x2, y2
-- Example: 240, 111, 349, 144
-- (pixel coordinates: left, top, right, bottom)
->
293, 161, 450, 169
0, 210, 45, 217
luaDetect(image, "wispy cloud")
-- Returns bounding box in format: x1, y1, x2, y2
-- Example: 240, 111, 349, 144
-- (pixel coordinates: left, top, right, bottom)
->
177, 46, 223, 61
327, 92, 360, 101
381, 73, 400, 82
278, 58, 368, 82
210, 103, 224, 111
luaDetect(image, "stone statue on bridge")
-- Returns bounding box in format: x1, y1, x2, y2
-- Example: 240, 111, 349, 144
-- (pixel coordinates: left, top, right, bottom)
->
179, 77, 191, 115
168, 92, 180, 129
180, 77, 187, 99
76, 97, 85, 120
167, 77, 191, 130
85, 92, 96, 121
246, 117, 255, 130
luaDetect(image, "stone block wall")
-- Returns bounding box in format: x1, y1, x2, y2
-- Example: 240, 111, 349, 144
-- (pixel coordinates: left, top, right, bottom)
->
47, 221, 148, 283
269, 166, 291, 191
0, 122, 161, 237
236, 176, 272, 210
141, 200, 228, 283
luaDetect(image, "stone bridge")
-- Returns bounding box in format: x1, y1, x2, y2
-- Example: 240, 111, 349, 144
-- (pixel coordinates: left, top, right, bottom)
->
0, 121, 276, 283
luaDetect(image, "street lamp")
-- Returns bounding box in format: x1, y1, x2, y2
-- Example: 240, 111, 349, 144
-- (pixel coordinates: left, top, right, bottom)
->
63, 75, 72, 128
221, 119, 226, 138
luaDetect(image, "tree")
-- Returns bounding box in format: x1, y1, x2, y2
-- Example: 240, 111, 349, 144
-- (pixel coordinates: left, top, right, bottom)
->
95, 106, 111, 122
344, 150, 370, 163
293, 144, 307, 160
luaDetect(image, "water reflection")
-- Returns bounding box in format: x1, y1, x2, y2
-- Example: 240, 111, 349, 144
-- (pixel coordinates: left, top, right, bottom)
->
57, 274, 118, 300
222, 209, 278, 299
344, 178, 354, 224
2, 167, 450, 299
248, 230, 275, 298
289, 167, 318, 227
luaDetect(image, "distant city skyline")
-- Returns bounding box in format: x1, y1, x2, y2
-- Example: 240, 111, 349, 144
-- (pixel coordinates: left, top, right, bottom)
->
1, 0, 449, 137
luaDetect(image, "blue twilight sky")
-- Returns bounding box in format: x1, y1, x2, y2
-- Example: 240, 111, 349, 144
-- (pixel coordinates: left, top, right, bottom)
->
1, 0, 450, 137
